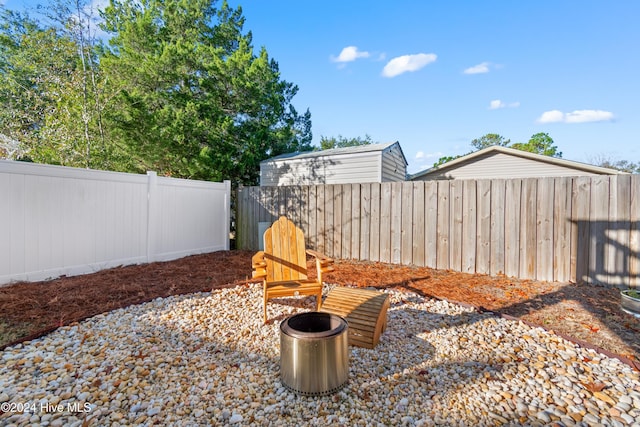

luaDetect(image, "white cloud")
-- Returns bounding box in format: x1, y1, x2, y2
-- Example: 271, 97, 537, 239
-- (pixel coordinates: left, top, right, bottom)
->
537, 110, 565, 123
382, 53, 437, 78
489, 99, 520, 110
537, 109, 614, 123
409, 150, 445, 173
565, 110, 614, 123
414, 151, 444, 161
464, 62, 491, 74
331, 46, 370, 63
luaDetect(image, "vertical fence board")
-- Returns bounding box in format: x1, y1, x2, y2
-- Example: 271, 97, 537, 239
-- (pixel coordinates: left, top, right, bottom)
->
590, 177, 610, 284
504, 179, 521, 278
412, 182, 426, 266
391, 182, 403, 264
425, 182, 438, 268
256, 185, 267, 223
285, 186, 296, 223
299, 186, 310, 242
572, 177, 591, 283
360, 184, 371, 260
401, 182, 413, 265
308, 186, 317, 250
248, 187, 259, 250
351, 184, 361, 260
611, 175, 630, 287
490, 179, 506, 276
276, 186, 286, 217
332, 185, 343, 258
370, 183, 381, 262
606, 176, 619, 286
450, 181, 463, 272
340, 184, 350, 259
520, 179, 537, 279
436, 181, 450, 270
630, 175, 640, 288
236, 187, 247, 249
553, 178, 572, 282
462, 180, 477, 273
317, 185, 327, 254
379, 183, 392, 263
476, 180, 491, 274
536, 178, 554, 281
321, 185, 331, 255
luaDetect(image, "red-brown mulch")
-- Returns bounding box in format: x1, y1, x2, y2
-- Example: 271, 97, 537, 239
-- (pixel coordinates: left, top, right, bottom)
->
1, 250, 638, 369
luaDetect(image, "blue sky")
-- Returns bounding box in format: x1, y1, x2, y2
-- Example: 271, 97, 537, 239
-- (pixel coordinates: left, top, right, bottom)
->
4, 0, 639, 173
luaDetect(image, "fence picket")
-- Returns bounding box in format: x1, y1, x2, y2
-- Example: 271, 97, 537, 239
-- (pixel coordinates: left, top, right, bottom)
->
462, 180, 477, 273
490, 179, 506, 276
379, 183, 392, 263
553, 178, 572, 282
450, 180, 463, 272
425, 182, 438, 268
360, 184, 371, 260
536, 178, 554, 281
630, 175, 640, 288
370, 183, 381, 262
412, 182, 426, 266
351, 183, 361, 260
436, 181, 450, 270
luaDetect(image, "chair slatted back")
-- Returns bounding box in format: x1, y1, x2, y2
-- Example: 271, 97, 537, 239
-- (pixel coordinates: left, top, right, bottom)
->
263, 217, 308, 282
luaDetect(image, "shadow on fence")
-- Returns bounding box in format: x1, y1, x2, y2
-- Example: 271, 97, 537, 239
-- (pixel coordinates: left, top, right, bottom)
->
572, 220, 640, 287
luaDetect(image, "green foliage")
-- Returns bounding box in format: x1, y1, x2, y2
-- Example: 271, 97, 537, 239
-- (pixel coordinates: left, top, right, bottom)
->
510, 132, 562, 158
435, 132, 562, 167
592, 158, 640, 173
0, 8, 73, 157
97, 0, 311, 184
319, 134, 373, 150
470, 133, 510, 150
433, 155, 461, 168
0, 1, 117, 168
0, 0, 312, 186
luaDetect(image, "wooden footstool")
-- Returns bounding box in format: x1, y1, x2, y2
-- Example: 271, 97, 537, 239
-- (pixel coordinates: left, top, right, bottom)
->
319, 286, 390, 349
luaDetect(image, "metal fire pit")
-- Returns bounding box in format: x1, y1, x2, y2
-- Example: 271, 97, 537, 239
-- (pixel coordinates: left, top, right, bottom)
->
280, 312, 349, 396
621, 290, 640, 318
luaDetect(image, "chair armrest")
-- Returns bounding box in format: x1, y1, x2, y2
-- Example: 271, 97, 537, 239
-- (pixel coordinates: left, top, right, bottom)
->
306, 249, 334, 282
252, 251, 267, 279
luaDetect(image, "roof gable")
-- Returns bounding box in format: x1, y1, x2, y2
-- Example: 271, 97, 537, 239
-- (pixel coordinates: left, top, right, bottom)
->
411, 146, 625, 179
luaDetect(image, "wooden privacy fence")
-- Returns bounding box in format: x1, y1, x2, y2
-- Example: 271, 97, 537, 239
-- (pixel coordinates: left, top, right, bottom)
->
237, 176, 640, 287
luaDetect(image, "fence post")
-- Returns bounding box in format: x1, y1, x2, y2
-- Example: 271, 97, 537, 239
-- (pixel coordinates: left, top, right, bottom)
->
224, 180, 231, 250
146, 171, 159, 262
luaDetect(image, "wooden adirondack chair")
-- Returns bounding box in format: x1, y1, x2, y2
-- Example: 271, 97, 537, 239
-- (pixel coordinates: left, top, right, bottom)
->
252, 216, 334, 323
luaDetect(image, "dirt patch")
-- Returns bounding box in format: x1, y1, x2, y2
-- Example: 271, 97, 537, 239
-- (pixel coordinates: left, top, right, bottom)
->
1, 251, 638, 367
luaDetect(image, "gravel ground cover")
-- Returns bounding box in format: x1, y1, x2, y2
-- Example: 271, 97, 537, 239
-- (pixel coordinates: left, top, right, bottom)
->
1, 284, 639, 426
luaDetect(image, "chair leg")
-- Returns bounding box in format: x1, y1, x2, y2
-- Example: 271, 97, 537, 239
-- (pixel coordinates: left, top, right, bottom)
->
316, 290, 323, 311
263, 289, 269, 324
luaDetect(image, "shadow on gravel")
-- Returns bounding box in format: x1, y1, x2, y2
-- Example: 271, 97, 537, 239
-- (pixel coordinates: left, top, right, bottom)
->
396, 281, 640, 370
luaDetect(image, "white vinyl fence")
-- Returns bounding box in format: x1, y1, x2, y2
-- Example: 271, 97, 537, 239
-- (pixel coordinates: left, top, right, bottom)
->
0, 160, 230, 286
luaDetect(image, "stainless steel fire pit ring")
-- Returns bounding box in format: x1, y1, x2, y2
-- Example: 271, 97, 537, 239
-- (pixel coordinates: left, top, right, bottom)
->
280, 312, 349, 396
